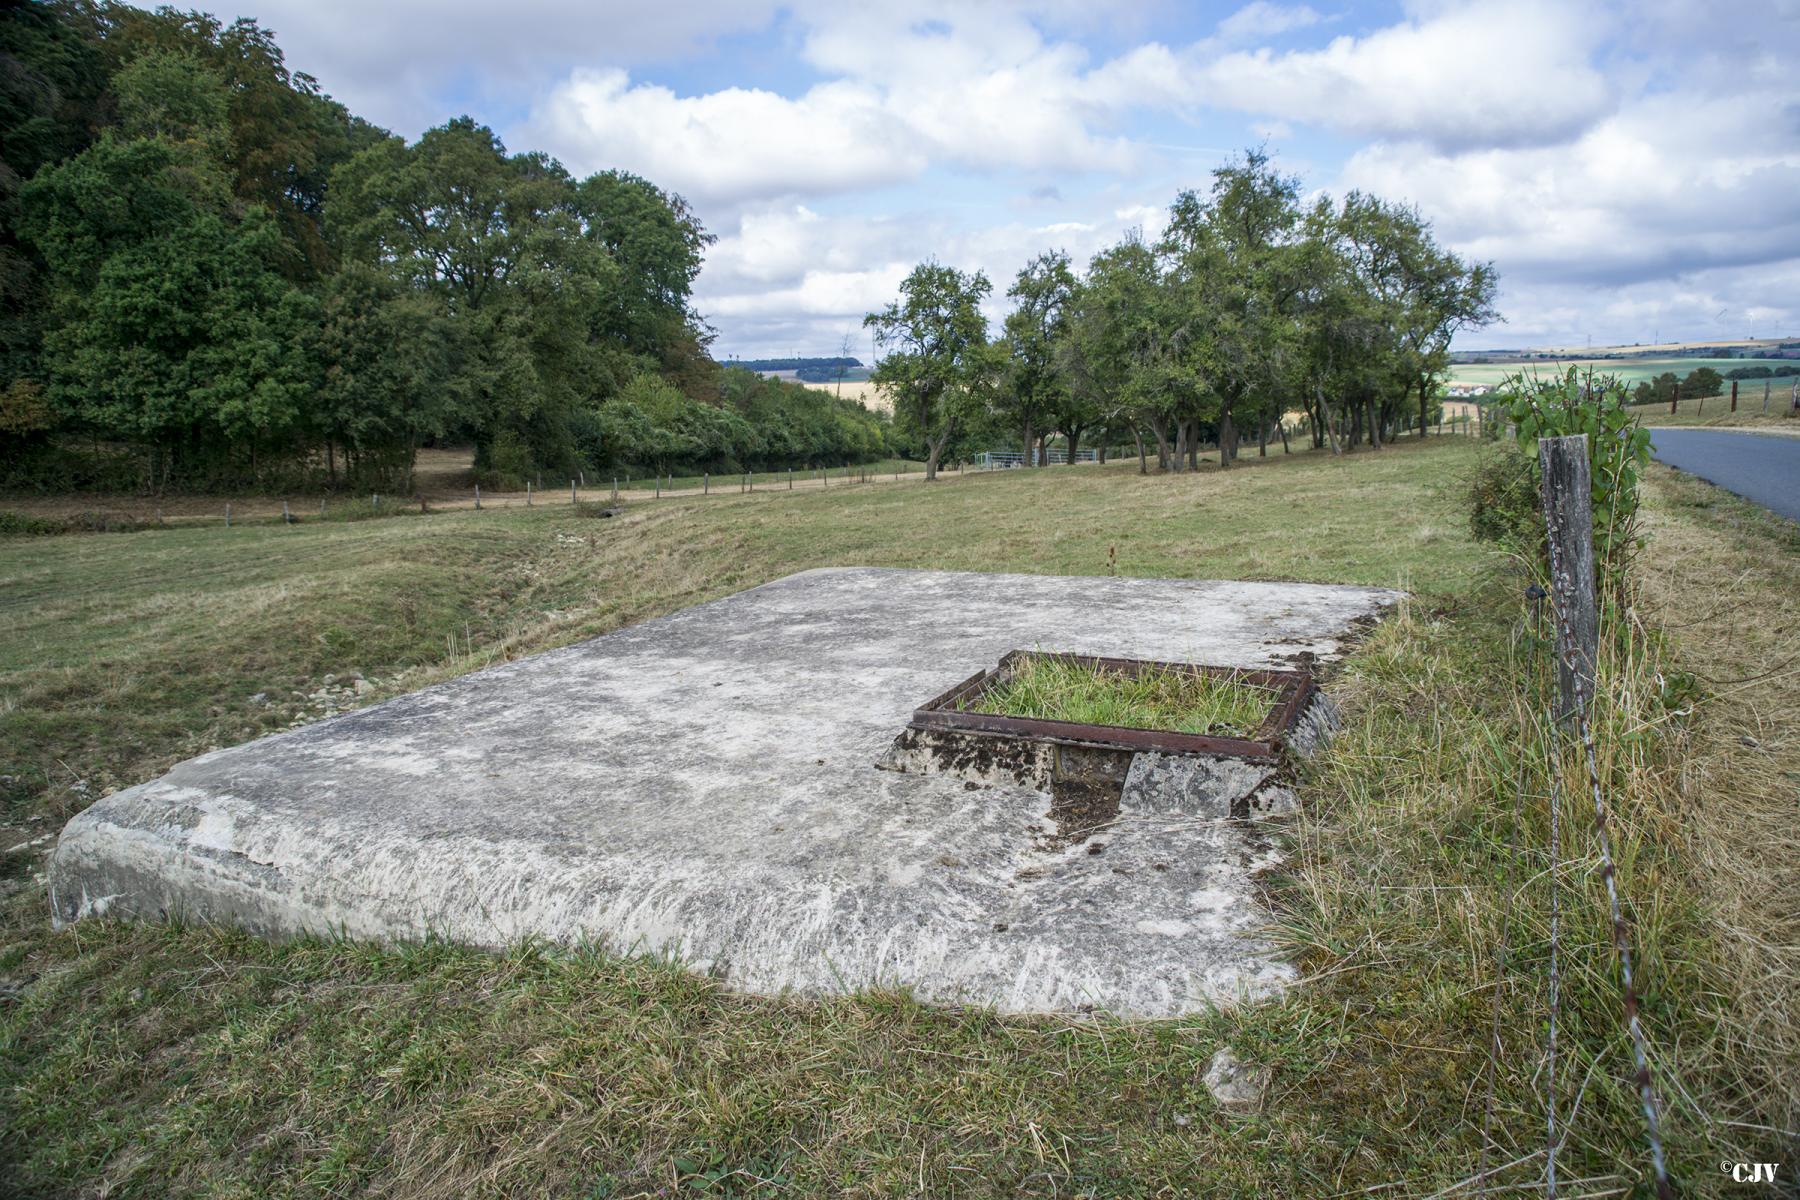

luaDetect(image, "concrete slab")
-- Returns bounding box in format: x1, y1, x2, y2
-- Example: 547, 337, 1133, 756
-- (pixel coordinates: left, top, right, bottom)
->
48, 568, 1399, 1017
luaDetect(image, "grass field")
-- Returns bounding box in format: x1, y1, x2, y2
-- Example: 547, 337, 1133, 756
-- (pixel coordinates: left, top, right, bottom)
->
1, 438, 1794, 1196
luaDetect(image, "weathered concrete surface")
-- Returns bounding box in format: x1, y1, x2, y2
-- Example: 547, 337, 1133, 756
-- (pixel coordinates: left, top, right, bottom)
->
49, 568, 1398, 1017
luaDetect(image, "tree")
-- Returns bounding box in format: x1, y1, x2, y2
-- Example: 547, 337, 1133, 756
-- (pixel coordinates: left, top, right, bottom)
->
866, 262, 992, 481
1000, 250, 1074, 466
22, 112, 312, 489
575, 170, 712, 358
308, 265, 455, 489
1680, 366, 1722, 399
327, 117, 615, 473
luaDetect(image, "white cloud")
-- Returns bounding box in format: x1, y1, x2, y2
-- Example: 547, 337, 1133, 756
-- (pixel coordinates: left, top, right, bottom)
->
1338, 83, 1800, 345
1216, 2, 1323, 43
244, 0, 782, 137
1197, 1, 1617, 151
527, 71, 923, 205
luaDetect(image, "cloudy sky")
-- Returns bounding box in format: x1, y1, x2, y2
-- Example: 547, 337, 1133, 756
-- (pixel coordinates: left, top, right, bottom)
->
232, 0, 1795, 358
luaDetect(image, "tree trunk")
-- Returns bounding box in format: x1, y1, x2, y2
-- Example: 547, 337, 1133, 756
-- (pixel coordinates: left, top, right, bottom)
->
1368, 399, 1382, 450
1418, 378, 1430, 439
1218, 410, 1235, 468
1319, 390, 1342, 455
1149, 415, 1170, 470
1258, 418, 1269, 457
1187, 424, 1199, 470
1279, 420, 1290, 454
1066, 427, 1082, 465
1021, 416, 1034, 467
1038, 432, 1050, 466
1134, 428, 1148, 474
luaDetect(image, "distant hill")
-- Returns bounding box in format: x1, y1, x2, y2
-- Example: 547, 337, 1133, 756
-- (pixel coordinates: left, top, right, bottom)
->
723, 356, 871, 383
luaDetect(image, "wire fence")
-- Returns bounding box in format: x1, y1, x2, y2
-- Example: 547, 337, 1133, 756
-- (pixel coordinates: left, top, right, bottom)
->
1475, 436, 1677, 1200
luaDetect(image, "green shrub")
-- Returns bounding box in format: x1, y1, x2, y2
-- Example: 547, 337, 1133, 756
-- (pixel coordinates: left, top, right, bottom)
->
0, 510, 66, 537
1500, 367, 1650, 589
1465, 449, 1541, 552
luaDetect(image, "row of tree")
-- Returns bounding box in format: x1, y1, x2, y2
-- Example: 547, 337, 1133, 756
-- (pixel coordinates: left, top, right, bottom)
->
1630, 365, 1800, 407
1, 2, 891, 493
867, 152, 1498, 479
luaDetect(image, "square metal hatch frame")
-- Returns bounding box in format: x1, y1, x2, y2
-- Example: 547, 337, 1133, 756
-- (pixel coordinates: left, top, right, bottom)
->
909, 649, 1316, 762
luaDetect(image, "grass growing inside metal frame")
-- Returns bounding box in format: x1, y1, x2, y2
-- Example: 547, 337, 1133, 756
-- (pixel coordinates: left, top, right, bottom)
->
963, 655, 1275, 737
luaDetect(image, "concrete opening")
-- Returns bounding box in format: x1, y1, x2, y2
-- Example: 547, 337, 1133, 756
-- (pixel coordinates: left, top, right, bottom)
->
878, 651, 1330, 826
49, 568, 1399, 1017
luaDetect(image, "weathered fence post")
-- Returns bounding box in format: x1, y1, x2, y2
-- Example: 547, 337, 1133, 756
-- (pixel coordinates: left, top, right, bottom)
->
704, 472, 709, 495
283, 500, 292, 524
1764, 380, 1771, 413
1730, 380, 1738, 412
571, 479, 578, 505
788, 469, 793, 490
1669, 388, 1678, 415
1539, 435, 1598, 724
655, 476, 661, 498
474, 484, 481, 510
224, 502, 231, 527
526, 481, 532, 507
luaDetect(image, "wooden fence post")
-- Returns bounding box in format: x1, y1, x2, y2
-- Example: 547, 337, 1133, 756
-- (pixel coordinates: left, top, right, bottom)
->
1669, 388, 1677, 414
526, 481, 532, 507
1539, 435, 1598, 724
1730, 380, 1738, 412
572, 479, 578, 505
474, 484, 481, 510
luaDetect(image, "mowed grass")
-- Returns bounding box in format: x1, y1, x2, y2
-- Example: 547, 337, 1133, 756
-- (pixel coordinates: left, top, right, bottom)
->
0, 440, 1477, 816
1, 436, 1792, 1197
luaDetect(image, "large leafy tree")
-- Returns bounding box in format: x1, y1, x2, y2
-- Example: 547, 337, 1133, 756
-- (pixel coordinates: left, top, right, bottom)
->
575, 170, 713, 358
327, 117, 616, 472
1000, 249, 1074, 467
308, 265, 455, 489
23, 132, 313, 487
866, 261, 992, 481
0, 0, 108, 388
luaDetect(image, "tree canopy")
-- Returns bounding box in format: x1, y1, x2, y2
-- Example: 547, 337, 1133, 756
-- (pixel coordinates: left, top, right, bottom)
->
866, 151, 1498, 474
0, 1, 889, 492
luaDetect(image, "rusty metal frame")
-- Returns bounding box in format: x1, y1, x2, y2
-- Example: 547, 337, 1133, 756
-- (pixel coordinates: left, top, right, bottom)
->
909, 650, 1314, 762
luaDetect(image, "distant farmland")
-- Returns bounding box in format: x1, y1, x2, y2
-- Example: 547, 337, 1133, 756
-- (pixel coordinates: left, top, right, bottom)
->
798, 378, 890, 410
1446, 355, 1794, 389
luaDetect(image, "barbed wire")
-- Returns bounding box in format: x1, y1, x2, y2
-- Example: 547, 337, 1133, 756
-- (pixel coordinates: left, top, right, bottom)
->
1541, 501, 1675, 1200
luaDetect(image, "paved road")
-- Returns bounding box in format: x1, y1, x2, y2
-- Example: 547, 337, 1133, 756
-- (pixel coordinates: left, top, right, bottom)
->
1649, 428, 1800, 522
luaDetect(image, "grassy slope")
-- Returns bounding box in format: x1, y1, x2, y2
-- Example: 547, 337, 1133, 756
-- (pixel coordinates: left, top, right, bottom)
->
0, 438, 1792, 1197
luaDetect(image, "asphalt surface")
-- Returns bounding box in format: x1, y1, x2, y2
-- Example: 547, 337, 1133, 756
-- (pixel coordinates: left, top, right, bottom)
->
1648, 428, 1800, 522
